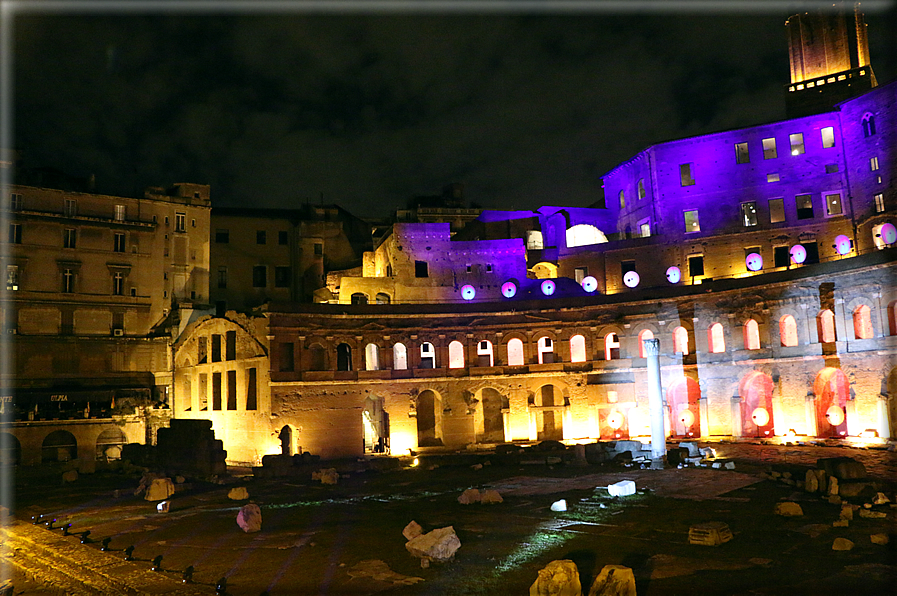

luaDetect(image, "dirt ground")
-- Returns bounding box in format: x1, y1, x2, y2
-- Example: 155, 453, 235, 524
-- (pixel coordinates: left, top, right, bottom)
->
4, 441, 897, 595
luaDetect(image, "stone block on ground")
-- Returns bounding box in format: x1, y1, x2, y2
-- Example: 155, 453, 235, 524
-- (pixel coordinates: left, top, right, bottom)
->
870, 533, 889, 545
156, 500, 170, 513
402, 520, 423, 541
827, 477, 839, 496
774, 502, 803, 517
588, 564, 637, 596
678, 442, 701, 457
405, 526, 460, 562
530, 560, 581, 596
832, 538, 854, 551
61, 470, 78, 484
550, 499, 567, 512
818, 457, 867, 480
833, 519, 849, 527
481, 489, 503, 504
458, 488, 482, 505
859, 509, 886, 519
804, 470, 819, 493
228, 487, 249, 500
145, 478, 175, 501
607, 480, 636, 497
840, 504, 854, 520
873, 492, 890, 505
237, 503, 262, 533
584, 443, 610, 464
838, 480, 875, 499
312, 468, 339, 485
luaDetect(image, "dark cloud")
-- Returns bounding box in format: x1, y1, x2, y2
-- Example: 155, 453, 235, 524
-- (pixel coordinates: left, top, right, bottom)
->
12, 8, 895, 217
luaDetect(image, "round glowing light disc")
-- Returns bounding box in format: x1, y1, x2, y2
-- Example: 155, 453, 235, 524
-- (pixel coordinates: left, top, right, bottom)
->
825, 405, 845, 426
540, 279, 556, 296
581, 275, 598, 293
745, 252, 763, 271
501, 281, 517, 299
460, 284, 476, 300
679, 408, 695, 428
879, 223, 897, 245
666, 266, 681, 284
834, 235, 852, 255
751, 407, 770, 427
790, 244, 807, 264
606, 410, 624, 430
623, 271, 640, 288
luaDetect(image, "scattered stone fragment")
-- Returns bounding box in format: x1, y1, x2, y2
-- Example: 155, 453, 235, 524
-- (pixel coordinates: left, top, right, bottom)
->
828, 477, 839, 496
872, 492, 890, 505
156, 500, 170, 513
840, 504, 854, 520
833, 519, 849, 527
145, 478, 175, 502
688, 522, 733, 546
818, 457, 867, 480
405, 526, 461, 562
859, 509, 886, 519
678, 442, 701, 458
346, 559, 424, 586
61, 470, 78, 484
724, 461, 736, 470
175, 475, 186, 484
236, 503, 262, 533
607, 480, 636, 497
839, 481, 875, 499
470, 463, 483, 470
530, 560, 581, 596
458, 488, 482, 505
481, 489, 504, 504
228, 487, 249, 500
550, 499, 567, 512
774, 502, 803, 517
832, 538, 854, 551
870, 533, 889, 545
402, 520, 423, 541
312, 468, 339, 485
588, 564, 636, 596
805, 469, 819, 493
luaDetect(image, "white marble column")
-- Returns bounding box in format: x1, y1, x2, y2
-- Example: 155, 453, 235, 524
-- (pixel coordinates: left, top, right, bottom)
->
644, 338, 665, 467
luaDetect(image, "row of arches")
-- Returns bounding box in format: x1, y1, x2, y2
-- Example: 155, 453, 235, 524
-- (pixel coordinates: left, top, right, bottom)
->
0, 428, 128, 465
300, 307, 880, 373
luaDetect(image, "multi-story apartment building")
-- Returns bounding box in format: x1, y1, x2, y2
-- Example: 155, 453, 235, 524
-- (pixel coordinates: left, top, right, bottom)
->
1, 180, 211, 466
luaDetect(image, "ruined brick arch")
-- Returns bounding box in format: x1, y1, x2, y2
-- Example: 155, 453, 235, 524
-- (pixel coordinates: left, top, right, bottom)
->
597, 325, 625, 360
776, 310, 801, 347
174, 316, 268, 368
533, 382, 569, 441
568, 333, 587, 363
333, 338, 357, 372
813, 367, 850, 437
844, 296, 876, 339
707, 322, 726, 353
415, 388, 444, 446
738, 371, 775, 437
742, 318, 761, 350
672, 326, 690, 355
0, 432, 21, 465
533, 330, 559, 364
816, 309, 837, 343
476, 387, 509, 443
304, 336, 329, 371
416, 337, 442, 369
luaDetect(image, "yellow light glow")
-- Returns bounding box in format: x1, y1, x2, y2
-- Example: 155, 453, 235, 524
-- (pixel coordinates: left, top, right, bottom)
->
606, 410, 624, 430
411, 457, 419, 467
389, 432, 416, 456
751, 407, 770, 427
679, 409, 695, 428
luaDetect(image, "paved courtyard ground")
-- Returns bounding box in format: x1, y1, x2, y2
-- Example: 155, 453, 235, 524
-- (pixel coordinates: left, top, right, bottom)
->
3, 440, 896, 595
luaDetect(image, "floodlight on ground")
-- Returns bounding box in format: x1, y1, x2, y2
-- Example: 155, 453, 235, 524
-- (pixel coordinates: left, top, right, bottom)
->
183, 566, 194, 583
152, 555, 163, 571
45, 518, 56, 530
124, 545, 134, 561
101, 537, 111, 551
62, 523, 71, 536
30, 514, 42, 525
216, 576, 228, 595
80, 530, 91, 544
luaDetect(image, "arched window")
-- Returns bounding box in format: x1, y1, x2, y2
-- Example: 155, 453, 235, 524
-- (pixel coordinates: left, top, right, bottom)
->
779, 315, 798, 347
566, 224, 608, 248
638, 179, 646, 200
525, 230, 544, 250
604, 332, 620, 360
393, 343, 408, 370
336, 343, 352, 371
619, 190, 626, 209
375, 293, 391, 304
365, 343, 380, 371
537, 336, 554, 364
743, 319, 760, 350
351, 293, 368, 305
638, 329, 654, 358
507, 338, 524, 366
477, 340, 494, 367
569, 334, 586, 363
862, 113, 876, 137
448, 340, 465, 369
853, 304, 873, 339
420, 342, 436, 369
673, 327, 689, 355
708, 323, 725, 353
817, 310, 836, 343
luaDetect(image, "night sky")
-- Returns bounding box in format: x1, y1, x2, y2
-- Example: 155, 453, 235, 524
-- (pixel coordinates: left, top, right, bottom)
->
11, 1, 896, 218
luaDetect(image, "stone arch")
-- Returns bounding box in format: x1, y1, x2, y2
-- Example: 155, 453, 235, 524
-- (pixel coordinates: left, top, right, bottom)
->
534, 383, 567, 440
566, 224, 608, 248
506, 337, 525, 366
816, 309, 836, 343
336, 343, 353, 371
530, 262, 558, 279
813, 367, 850, 438
636, 326, 658, 358
363, 395, 389, 453
779, 314, 798, 347
666, 377, 701, 437
95, 427, 127, 461
416, 389, 443, 446
476, 340, 494, 367
478, 387, 508, 443
534, 331, 558, 364
448, 340, 465, 369
708, 323, 726, 353
672, 326, 689, 355
393, 342, 408, 370
569, 334, 587, 363
738, 371, 775, 437
351, 292, 369, 305
42, 430, 77, 463
852, 304, 874, 339
0, 432, 21, 465
308, 341, 327, 371
743, 318, 761, 350
375, 292, 391, 305
173, 315, 268, 368
365, 343, 380, 371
